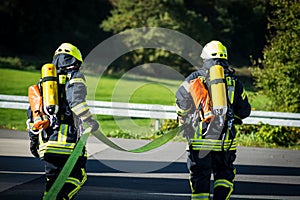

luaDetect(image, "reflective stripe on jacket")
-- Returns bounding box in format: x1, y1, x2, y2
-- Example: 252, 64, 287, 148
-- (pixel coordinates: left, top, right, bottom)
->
38, 124, 87, 157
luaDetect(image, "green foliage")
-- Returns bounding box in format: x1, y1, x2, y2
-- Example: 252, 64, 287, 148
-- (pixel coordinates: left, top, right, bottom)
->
256, 124, 300, 147
1, 0, 269, 67
186, 0, 268, 66
101, 0, 210, 38
252, 0, 300, 112
105, 129, 137, 139
100, 0, 211, 76
236, 123, 300, 148
249, 0, 300, 147
0, 57, 36, 70
160, 119, 178, 131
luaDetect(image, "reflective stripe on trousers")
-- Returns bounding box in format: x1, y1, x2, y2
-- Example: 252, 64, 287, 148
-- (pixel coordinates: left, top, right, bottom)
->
191, 193, 210, 200
66, 168, 87, 199
214, 179, 234, 200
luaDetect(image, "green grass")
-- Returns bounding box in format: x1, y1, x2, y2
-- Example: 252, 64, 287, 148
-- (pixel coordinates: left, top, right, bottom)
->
0, 109, 28, 131
0, 68, 40, 95
0, 68, 181, 135
85, 73, 181, 105
0, 68, 269, 140
247, 91, 270, 111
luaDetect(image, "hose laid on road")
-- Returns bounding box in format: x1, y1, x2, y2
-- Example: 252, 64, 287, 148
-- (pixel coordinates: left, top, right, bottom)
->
43, 126, 180, 199
92, 126, 180, 153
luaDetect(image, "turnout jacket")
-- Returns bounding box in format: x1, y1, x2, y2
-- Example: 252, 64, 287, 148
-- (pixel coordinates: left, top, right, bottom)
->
175, 59, 251, 151
28, 70, 92, 158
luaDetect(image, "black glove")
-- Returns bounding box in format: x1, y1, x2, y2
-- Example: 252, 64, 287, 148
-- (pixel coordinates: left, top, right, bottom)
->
182, 124, 195, 138
29, 134, 39, 158
177, 115, 194, 138
233, 117, 243, 125
84, 116, 99, 132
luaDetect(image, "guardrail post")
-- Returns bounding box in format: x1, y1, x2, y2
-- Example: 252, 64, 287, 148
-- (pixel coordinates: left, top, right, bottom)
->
155, 119, 160, 130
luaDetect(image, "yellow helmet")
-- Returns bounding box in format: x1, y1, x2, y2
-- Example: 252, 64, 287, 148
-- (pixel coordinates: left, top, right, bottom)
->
54, 43, 83, 63
200, 40, 227, 60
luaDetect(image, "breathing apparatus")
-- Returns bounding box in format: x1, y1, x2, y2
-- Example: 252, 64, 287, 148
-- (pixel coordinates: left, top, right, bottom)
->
209, 65, 227, 120
27, 63, 60, 134
41, 64, 59, 116
27, 43, 83, 135
41, 63, 59, 129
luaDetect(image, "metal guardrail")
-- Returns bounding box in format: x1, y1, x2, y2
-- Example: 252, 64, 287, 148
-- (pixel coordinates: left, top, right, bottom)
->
1, 94, 300, 128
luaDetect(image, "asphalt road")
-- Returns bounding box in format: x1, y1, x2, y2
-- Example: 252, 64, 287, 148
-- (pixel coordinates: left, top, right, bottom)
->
0, 129, 299, 200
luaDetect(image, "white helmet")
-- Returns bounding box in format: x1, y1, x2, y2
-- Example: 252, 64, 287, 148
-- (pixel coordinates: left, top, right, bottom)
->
200, 40, 228, 60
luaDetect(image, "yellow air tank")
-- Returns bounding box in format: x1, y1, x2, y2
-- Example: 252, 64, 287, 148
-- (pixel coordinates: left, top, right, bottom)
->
41, 63, 59, 115
209, 65, 227, 116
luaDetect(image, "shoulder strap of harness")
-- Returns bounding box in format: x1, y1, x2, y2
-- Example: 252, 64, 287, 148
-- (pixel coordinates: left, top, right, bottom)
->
226, 76, 235, 105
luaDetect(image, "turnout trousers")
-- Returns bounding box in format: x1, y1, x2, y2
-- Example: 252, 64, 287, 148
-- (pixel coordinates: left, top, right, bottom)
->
43, 154, 87, 200
187, 150, 236, 200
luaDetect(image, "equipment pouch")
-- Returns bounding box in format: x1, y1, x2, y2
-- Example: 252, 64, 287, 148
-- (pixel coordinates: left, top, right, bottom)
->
28, 85, 43, 114
28, 85, 49, 132
189, 77, 213, 122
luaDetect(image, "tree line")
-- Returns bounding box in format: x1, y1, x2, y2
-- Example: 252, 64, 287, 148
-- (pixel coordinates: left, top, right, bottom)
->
1, 0, 267, 67
1, 0, 299, 113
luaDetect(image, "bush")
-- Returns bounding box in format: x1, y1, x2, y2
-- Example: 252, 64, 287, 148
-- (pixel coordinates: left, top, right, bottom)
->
236, 123, 300, 148
252, 0, 300, 112
160, 119, 178, 132
256, 124, 300, 147
105, 129, 138, 139
0, 56, 37, 70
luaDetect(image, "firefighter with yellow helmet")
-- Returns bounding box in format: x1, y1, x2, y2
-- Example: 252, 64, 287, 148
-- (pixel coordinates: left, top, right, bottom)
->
175, 40, 251, 200
27, 42, 99, 199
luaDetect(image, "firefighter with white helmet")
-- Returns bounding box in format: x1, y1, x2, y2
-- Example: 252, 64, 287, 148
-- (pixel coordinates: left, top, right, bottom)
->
27, 42, 99, 199
176, 40, 251, 200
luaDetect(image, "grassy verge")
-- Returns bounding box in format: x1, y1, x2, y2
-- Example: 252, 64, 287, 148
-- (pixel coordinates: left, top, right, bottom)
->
2, 68, 299, 150
0, 109, 28, 131
236, 132, 300, 150
0, 68, 40, 95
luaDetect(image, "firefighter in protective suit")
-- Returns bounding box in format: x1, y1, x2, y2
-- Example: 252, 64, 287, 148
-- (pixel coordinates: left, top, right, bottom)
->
27, 43, 99, 199
175, 40, 251, 200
